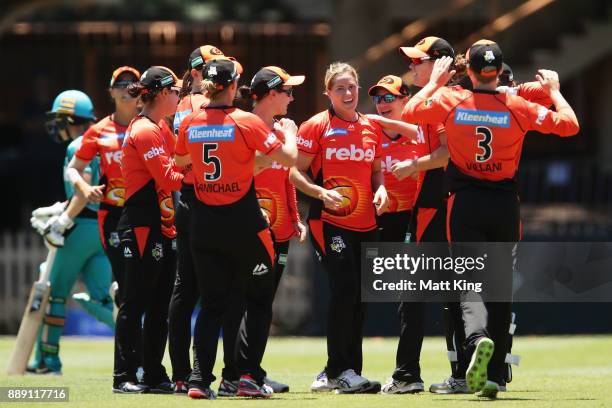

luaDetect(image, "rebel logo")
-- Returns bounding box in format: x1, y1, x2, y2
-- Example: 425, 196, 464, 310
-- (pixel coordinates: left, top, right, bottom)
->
296, 135, 313, 149
104, 151, 122, 164
325, 144, 375, 162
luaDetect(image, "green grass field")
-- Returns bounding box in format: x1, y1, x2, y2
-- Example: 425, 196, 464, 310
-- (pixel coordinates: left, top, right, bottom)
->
1, 335, 612, 407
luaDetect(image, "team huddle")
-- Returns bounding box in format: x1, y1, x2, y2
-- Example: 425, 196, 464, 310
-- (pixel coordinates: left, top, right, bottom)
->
25, 35, 579, 400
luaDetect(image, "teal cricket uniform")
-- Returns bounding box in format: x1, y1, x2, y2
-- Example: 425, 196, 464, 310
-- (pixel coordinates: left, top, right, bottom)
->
31, 136, 114, 372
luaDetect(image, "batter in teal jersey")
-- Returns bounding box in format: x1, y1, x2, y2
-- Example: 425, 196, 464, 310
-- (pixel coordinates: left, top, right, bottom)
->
28, 90, 114, 375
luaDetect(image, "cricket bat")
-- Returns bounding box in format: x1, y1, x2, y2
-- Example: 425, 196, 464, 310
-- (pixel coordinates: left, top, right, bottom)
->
6, 247, 57, 375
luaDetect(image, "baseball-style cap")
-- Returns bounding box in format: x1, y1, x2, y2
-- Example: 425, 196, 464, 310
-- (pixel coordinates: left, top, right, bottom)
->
189, 44, 244, 74
189, 45, 225, 69
399, 36, 455, 60
368, 75, 410, 96
250, 66, 305, 99
139, 66, 179, 91
110, 66, 140, 88
467, 39, 503, 77
499, 62, 514, 86
203, 59, 240, 90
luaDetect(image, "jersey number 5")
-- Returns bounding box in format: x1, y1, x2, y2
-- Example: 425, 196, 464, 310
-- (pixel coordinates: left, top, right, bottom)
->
203, 143, 222, 181
475, 126, 493, 162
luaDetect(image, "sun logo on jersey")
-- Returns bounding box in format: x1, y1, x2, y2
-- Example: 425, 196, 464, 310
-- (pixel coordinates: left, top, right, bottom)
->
105, 178, 125, 206
256, 188, 277, 227
158, 193, 175, 227
323, 177, 359, 217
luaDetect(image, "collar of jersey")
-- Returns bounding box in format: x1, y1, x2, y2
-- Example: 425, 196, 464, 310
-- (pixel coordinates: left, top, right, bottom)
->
472, 89, 499, 95
328, 106, 361, 123
205, 105, 234, 110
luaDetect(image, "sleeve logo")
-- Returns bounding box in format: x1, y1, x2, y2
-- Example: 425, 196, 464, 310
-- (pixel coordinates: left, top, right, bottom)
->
263, 132, 279, 148
143, 146, 165, 161
535, 106, 548, 125
296, 135, 313, 149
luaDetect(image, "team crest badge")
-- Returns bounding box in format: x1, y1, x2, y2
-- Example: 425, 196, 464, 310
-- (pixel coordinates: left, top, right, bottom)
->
484, 50, 495, 63
109, 232, 120, 248
330, 236, 346, 253
152, 242, 163, 261
424, 98, 434, 108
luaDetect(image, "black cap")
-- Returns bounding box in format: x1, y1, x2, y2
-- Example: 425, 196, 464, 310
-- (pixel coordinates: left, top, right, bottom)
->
399, 36, 455, 61
189, 45, 225, 69
203, 59, 239, 90
498, 62, 514, 86
250, 66, 305, 99
139, 66, 178, 91
467, 40, 503, 77
109, 66, 140, 88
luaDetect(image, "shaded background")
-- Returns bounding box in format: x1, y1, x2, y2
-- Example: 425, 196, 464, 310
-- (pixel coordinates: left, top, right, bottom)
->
1, 0, 611, 335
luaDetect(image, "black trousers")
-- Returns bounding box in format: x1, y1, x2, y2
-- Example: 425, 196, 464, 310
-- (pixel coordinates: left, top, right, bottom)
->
99, 208, 125, 305
113, 227, 176, 386
448, 187, 519, 384
233, 240, 291, 381
168, 191, 200, 382
404, 203, 469, 380
322, 222, 377, 379
99, 208, 134, 373
377, 210, 412, 243
188, 207, 276, 387
377, 210, 424, 382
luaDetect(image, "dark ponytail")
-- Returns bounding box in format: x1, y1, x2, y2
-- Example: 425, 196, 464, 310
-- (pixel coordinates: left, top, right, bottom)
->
233, 85, 254, 111
127, 82, 144, 98
450, 53, 470, 88
179, 70, 193, 99
127, 82, 159, 103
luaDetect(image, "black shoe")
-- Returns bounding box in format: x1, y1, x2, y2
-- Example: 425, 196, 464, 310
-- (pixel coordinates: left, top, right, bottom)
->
147, 381, 174, 394
112, 382, 149, 394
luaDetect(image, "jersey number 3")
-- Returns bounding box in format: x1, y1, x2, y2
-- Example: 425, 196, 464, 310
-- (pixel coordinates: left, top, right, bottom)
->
202, 143, 222, 181
475, 126, 493, 162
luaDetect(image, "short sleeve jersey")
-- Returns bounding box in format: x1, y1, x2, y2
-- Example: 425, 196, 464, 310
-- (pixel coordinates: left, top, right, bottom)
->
379, 134, 420, 212
498, 81, 553, 108
297, 110, 381, 232
405, 86, 579, 188
75, 115, 128, 209
65, 136, 100, 213
403, 114, 447, 209
174, 93, 210, 134
176, 106, 282, 206
174, 93, 209, 187
254, 141, 300, 242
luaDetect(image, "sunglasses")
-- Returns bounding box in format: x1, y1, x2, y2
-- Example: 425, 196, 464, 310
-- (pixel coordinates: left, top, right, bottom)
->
111, 80, 136, 89
277, 88, 293, 96
372, 94, 399, 104
169, 86, 181, 95
409, 56, 431, 66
